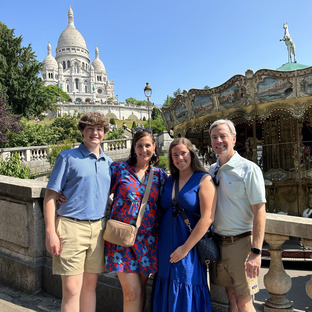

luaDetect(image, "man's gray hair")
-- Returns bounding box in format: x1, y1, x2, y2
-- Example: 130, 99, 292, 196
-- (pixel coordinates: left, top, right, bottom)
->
209, 119, 236, 136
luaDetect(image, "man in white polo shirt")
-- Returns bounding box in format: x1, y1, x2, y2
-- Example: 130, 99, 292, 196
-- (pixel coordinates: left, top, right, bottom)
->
209, 119, 266, 312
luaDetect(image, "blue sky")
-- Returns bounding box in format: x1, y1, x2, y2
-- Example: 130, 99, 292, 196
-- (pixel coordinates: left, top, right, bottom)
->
1, 0, 312, 106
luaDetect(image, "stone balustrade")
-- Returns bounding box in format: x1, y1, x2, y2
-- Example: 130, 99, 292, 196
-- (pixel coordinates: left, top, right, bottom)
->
0, 174, 311, 311
263, 214, 312, 312
0, 132, 173, 175
0, 139, 133, 174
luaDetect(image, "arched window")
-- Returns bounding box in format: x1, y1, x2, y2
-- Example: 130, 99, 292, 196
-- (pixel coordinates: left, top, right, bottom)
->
67, 60, 70, 68
66, 80, 70, 92
63, 61, 66, 69
84, 80, 88, 93
75, 79, 79, 90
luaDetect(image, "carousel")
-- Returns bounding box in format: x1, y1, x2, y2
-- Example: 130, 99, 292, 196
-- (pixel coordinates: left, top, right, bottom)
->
161, 24, 312, 217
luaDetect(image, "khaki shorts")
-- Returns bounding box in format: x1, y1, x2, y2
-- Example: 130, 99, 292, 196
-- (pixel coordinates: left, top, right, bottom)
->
211, 235, 259, 296
52, 216, 106, 275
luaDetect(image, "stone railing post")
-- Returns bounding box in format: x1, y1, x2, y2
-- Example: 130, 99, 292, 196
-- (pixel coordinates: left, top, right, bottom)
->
302, 238, 312, 312
263, 233, 293, 311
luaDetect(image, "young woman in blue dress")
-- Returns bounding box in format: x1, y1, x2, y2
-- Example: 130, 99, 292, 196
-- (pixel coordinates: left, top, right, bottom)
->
152, 137, 217, 312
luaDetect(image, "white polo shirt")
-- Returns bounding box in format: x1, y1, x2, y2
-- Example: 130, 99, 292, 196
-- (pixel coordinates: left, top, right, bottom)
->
209, 152, 266, 236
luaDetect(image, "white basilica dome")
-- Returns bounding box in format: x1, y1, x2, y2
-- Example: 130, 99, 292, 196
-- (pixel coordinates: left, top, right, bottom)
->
91, 47, 106, 73
43, 43, 58, 70
56, 7, 87, 52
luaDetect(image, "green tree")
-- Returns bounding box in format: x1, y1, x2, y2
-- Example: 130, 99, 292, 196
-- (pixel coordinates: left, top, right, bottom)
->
0, 22, 51, 118
43, 85, 70, 103
125, 97, 138, 105
151, 107, 161, 120
203, 85, 210, 89
162, 88, 182, 107
109, 118, 115, 125
0, 93, 23, 147
150, 115, 166, 134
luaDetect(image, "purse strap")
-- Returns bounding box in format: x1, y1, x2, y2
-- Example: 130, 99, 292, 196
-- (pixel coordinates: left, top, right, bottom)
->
174, 178, 193, 233
135, 168, 154, 228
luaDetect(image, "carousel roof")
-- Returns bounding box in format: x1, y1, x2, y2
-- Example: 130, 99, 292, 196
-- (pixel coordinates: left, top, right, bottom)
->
276, 62, 310, 71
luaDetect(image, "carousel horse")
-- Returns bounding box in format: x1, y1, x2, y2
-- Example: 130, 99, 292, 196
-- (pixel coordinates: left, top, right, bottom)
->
280, 23, 297, 63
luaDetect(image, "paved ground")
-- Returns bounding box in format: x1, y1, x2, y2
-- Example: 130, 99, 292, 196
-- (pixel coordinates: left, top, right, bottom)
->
1, 263, 311, 312
0, 283, 61, 311
0, 245, 311, 312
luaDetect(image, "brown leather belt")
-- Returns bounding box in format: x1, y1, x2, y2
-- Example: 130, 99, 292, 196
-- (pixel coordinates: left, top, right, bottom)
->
62, 216, 102, 222
214, 231, 252, 243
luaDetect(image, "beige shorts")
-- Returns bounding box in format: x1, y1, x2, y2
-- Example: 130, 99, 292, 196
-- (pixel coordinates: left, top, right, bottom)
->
211, 235, 259, 296
52, 216, 106, 275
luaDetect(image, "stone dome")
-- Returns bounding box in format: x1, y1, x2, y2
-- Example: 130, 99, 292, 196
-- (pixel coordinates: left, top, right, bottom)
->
56, 7, 87, 50
43, 43, 58, 69
91, 47, 106, 73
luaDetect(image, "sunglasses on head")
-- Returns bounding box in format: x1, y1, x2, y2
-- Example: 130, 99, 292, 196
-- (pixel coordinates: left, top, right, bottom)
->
134, 128, 153, 133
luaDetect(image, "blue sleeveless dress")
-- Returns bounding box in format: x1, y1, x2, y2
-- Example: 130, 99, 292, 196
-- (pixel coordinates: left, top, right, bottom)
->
152, 172, 211, 312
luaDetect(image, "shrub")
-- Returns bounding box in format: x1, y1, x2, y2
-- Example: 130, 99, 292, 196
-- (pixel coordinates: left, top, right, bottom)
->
47, 140, 73, 168
157, 156, 168, 172
0, 153, 36, 179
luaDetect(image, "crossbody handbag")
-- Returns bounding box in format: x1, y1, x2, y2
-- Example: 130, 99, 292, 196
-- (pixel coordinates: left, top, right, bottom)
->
173, 177, 219, 265
103, 168, 154, 247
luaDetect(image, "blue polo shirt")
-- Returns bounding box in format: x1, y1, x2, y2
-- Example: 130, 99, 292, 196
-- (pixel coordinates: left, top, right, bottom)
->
47, 143, 112, 220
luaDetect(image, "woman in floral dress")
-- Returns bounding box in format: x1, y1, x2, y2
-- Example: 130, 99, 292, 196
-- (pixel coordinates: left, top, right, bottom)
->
105, 129, 167, 312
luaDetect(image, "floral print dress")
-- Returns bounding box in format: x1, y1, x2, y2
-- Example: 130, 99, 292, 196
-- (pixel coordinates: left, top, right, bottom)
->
105, 160, 168, 274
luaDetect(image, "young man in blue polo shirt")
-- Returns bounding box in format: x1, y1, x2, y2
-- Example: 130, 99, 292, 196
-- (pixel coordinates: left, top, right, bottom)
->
44, 112, 112, 312
209, 119, 266, 312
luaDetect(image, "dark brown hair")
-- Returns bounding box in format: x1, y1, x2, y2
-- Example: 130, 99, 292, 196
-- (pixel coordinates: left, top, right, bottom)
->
129, 130, 159, 166
78, 112, 109, 133
168, 137, 206, 177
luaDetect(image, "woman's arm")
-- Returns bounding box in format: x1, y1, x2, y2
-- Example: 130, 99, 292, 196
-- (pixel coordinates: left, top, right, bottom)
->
170, 174, 217, 263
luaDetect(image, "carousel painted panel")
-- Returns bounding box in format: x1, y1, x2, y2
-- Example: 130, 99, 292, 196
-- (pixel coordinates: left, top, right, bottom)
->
192, 95, 214, 117
257, 77, 292, 101
300, 74, 312, 95
219, 83, 246, 108
174, 102, 188, 122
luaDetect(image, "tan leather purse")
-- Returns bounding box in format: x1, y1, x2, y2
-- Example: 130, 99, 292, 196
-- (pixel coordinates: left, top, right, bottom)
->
103, 168, 154, 247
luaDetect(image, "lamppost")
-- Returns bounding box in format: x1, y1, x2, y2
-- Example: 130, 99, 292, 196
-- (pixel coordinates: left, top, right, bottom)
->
144, 82, 152, 128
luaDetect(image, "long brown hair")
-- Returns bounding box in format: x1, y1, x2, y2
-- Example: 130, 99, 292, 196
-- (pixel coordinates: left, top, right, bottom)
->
168, 137, 206, 177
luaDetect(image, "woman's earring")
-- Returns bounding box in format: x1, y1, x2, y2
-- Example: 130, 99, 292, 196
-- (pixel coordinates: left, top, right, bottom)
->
153, 152, 157, 157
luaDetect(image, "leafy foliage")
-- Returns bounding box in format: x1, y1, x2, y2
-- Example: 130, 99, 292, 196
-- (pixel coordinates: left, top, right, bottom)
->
0, 153, 36, 179
151, 107, 161, 120
0, 22, 51, 118
142, 115, 166, 134
125, 97, 150, 107
51, 114, 82, 143
43, 85, 70, 103
47, 140, 73, 168
105, 128, 124, 140
0, 94, 23, 146
162, 88, 182, 107
5, 114, 82, 147
6, 123, 59, 147
158, 156, 169, 172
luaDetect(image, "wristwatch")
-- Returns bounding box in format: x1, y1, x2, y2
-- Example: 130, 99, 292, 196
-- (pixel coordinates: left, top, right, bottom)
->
251, 248, 261, 255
